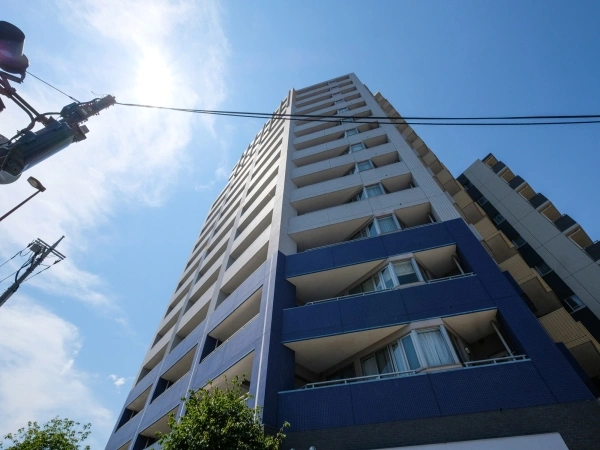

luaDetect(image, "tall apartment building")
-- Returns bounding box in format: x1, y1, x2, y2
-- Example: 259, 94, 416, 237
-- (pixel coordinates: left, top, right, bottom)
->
458, 155, 600, 388
105, 74, 600, 450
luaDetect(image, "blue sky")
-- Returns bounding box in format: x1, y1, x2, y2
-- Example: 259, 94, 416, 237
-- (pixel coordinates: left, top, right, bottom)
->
1, 1, 599, 447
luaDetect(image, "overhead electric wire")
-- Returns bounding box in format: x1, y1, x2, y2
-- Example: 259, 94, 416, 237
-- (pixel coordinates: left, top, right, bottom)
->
0, 270, 19, 285
23, 260, 61, 283
0, 246, 29, 270
115, 101, 600, 126
26, 71, 80, 102
15, 72, 600, 126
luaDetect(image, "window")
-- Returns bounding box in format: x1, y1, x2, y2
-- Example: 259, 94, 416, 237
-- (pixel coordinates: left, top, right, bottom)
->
393, 261, 420, 285
351, 215, 400, 240
348, 258, 423, 295
337, 107, 350, 114
492, 213, 505, 225
350, 142, 365, 152
349, 183, 385, 203
327, 364, 356, 381
534, 262, 552, 277
477, 196, 489, 206
335, 99, 345, 104
361, 326, 458, 377
462, 179, 474, 190
345, 160, 374, 176
512, 235, 526, 248
563, 294, 585, 313
345, 128, 359, 137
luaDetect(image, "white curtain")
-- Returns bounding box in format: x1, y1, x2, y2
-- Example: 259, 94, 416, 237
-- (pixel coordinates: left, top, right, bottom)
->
366, 185, 383, 197
418, 329, 454, 366
362, 356, 378, 376
377, 216, 397, 233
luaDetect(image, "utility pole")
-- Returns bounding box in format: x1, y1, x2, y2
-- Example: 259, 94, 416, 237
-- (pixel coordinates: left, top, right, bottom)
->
0, 236, 65, 308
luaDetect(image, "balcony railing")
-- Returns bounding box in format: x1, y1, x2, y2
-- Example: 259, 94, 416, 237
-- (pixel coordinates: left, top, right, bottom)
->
585, 241, 600, 262
297, 355, 528, 390
300, 369, 422, 389
462, 354, 528, 367
201, 315, 259, 362
303, 273, 476, 306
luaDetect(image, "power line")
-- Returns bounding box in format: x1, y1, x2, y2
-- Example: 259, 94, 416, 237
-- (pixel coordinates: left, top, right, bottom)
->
26, 71, 79, 102
14, 72, 600, 126
115, 101, 600, 126
0, 246, 29, 270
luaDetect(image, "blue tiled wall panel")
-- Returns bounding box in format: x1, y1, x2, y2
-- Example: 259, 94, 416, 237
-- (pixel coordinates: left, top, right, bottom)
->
254, 254, 297, 428
105, 409, 141, 450
278, 385, 355, 431
282, 300, 343, 341
430, 363, 556, 416
278, 361, 555, 432
350, 374, 439, 425
191, 317, 260, 390
331, 236, 387, 268
379, 223, 453, 257
494, 298, 593, 403
339, 289, 408, 331
401, 276, 494, 321
285, 246, 336, 277
139, 372, 191, 432
282, 276, 494, 343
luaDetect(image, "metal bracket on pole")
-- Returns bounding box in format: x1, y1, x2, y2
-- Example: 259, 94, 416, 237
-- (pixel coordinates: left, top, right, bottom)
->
0, 236, 65, 308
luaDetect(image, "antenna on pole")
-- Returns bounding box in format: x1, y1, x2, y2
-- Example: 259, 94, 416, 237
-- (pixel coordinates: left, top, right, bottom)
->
0, 236, 66, 309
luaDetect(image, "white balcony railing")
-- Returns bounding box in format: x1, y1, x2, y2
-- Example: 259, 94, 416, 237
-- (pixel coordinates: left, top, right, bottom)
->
302, 273, 476, 307
298, 355, 528, 390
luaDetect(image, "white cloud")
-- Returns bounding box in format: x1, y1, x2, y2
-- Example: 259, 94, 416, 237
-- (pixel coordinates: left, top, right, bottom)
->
0, 296, 113, 449
108, 374, 126, 389
0, 0, 230, 321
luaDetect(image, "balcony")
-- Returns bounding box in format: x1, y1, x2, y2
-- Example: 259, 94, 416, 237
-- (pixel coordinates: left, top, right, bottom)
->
290, 163, 412, 215
292, 129, 388, 167
291, 202, 436, 253
287, 243, 468, 305
529, 192, 548, 209
293, 122, 379, 151
508, 175, 525, 190
554, 214, 577, 232
278, 310, 546, 432
291, 142, 398, 188
585, 241, 600, 262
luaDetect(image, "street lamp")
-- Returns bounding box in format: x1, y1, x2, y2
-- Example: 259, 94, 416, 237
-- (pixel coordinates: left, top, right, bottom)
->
0, 176, 46, 222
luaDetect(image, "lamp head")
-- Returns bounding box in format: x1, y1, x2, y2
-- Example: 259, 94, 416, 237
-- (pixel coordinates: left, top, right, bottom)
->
0, 21, 29, 76
27, 176, 46, 192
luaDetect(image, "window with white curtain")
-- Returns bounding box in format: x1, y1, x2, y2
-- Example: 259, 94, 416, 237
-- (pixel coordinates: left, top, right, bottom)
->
345, 128, 359, 137
361, 326, 458, 377
348, 183, 386, 203
350, 214, 401, 240
345, 160, 375, 176
350, 142, 365, 152
348, 258, 423, 295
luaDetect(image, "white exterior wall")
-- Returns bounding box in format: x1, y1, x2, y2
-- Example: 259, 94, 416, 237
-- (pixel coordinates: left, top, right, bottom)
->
464, 159, 600, 318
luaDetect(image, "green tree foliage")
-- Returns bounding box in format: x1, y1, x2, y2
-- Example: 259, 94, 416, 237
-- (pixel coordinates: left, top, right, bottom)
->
0, 417, 91, 450
159, 375, 289, 450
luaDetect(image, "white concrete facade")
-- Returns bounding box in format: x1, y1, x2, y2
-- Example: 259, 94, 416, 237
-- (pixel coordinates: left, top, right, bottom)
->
464, 159, 600, 319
